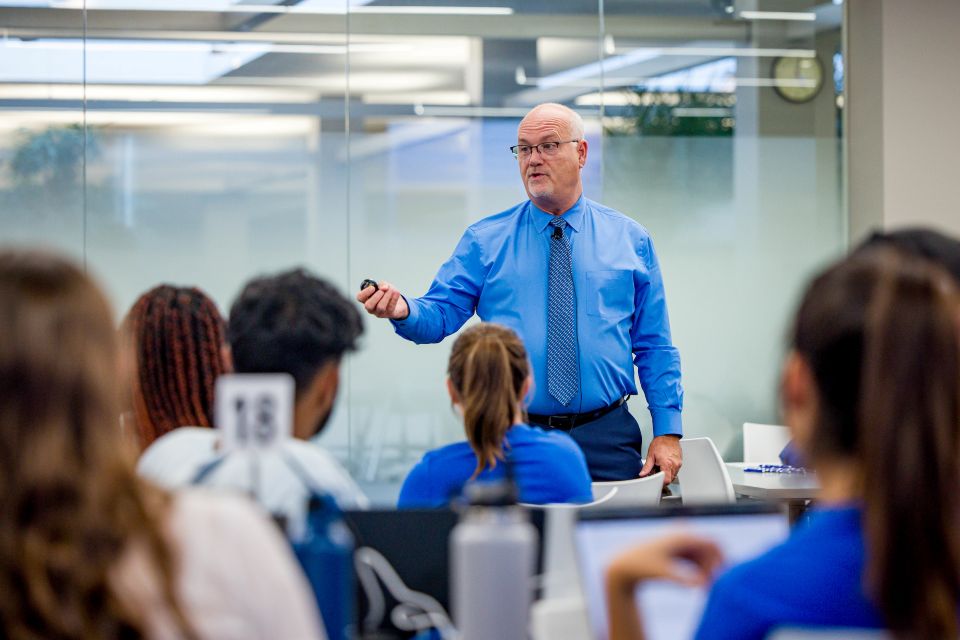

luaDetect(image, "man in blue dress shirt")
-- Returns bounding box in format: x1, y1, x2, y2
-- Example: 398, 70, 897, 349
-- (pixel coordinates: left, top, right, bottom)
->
357, 103, 683, 482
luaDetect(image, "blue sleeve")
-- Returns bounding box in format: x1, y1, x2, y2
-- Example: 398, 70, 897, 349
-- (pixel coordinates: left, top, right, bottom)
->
779, 440, 806, 467
693, 567, 773, 640
631, 233, 683, 437
390, 227, 488, 344
397, 458, 437, 508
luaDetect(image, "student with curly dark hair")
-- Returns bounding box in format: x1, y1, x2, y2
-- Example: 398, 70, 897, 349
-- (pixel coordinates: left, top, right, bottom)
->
138, 268, 368, 536
0, 249, 324, 640
227, 269, 363, 436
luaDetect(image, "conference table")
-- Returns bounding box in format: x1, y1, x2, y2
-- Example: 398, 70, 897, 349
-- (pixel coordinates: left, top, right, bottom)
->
725, 462, 820, 523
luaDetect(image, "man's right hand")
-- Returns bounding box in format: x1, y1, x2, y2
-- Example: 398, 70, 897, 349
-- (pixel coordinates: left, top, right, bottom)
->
356, 280, 409, 320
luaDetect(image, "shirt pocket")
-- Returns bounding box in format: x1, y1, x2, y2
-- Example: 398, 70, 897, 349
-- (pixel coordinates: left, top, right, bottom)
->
585, 269, 634, 319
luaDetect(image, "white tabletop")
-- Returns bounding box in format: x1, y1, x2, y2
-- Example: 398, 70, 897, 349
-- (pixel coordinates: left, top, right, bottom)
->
726, 462, 819, 501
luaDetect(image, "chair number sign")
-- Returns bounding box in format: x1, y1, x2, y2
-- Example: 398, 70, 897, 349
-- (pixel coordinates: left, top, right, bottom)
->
215, 373, 294, 452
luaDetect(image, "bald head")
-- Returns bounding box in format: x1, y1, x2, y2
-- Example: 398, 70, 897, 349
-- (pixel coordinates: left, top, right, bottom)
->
519, 103, 584, 140
515, 103, 588, 215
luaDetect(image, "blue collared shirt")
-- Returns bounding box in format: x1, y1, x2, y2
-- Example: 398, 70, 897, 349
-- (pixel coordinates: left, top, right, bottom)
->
391, 196, 683, 437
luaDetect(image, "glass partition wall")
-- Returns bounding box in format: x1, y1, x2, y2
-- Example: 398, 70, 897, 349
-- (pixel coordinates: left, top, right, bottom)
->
0, 0, 845, 503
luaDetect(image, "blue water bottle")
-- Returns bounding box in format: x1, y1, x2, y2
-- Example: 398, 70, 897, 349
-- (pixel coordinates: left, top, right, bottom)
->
292, 493, 355, 640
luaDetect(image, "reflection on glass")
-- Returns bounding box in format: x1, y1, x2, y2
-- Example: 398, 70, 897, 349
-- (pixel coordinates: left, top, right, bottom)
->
0, 8, 85, 258
0, 0, 844, 503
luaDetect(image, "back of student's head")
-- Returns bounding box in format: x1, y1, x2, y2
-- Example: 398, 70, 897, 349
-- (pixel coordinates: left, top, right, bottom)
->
228, 267, 363, 397
791, 248, 960, 638
447, 323, 530, 476
0, 249, 187, 638
124, 284, 230, 448
857, 226, 960, 284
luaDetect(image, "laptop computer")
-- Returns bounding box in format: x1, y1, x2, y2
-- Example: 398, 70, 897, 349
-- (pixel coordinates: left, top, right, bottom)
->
575, 503, 790, 640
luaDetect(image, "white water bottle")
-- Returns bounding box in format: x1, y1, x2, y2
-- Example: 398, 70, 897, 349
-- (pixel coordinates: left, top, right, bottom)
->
450, 481, 538, 640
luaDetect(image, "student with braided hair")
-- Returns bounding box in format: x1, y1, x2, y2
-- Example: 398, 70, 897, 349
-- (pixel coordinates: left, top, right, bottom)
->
123, 285, 231, 449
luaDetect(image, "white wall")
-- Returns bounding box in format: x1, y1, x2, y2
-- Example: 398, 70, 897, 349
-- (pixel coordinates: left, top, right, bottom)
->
847, 0, 960, 241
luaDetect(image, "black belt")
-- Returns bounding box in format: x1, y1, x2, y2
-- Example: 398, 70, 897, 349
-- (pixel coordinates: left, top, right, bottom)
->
528, 396, 628, 431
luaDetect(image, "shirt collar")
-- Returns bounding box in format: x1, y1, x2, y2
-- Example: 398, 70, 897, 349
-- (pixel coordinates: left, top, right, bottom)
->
530, 195, 585, 234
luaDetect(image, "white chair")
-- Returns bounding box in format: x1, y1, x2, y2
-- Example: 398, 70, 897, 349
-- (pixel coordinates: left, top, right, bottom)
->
530, 595, 591, 640
590, 472, 665, 508
522, 489, 621, 603
743, 422, 791, 463
677, 437, 736, 505
519, 486, 619, 511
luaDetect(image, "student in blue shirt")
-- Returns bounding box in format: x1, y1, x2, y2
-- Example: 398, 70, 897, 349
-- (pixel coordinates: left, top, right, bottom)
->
605, 247, 960, 639
358, 102, 683, 483
397, 323, 593, 508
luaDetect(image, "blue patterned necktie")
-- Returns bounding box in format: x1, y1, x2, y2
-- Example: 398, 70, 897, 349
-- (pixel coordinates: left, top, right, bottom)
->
547, 217, 579, 406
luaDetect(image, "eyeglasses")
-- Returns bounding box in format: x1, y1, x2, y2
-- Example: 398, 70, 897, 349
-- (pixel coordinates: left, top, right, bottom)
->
510, 140, 580, 159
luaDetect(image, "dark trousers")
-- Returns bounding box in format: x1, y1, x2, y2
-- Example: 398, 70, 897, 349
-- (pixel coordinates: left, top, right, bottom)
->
566, 403, 643, 481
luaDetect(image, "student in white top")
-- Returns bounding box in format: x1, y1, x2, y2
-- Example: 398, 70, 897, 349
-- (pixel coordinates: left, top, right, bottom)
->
0, 249, 324, 639
137, 269, 368, 536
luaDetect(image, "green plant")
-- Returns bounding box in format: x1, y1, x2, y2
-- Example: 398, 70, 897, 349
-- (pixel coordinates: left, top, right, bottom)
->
606, 89, 735, 137
9, 124, 97, 190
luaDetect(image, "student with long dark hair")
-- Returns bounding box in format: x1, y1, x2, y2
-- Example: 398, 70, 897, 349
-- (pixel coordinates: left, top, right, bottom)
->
398, 323, 592, 507
606, 248, 960, 639
858, 226, 960, 281
0, 249, 324, 640
779, 226, 960, 467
